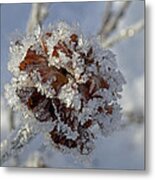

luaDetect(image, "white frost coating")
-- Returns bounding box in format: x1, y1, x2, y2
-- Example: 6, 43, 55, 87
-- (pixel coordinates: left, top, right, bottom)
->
4, 21, 125, 159
8, 27, 42, 77
1, 123, 35, 164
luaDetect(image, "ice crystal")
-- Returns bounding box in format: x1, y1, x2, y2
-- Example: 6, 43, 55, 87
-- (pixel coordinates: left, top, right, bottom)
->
5, 22, 125, 155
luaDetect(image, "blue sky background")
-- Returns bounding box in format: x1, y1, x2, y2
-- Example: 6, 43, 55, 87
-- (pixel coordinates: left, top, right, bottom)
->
0, 1, 145, 169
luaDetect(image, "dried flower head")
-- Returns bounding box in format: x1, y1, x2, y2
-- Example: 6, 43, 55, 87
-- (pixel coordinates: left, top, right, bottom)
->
5, 22, 125, 155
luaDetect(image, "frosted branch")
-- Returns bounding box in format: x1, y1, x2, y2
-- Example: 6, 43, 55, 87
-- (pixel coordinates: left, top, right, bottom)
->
0, 123, 37, 165
26, 151, 48, 167
8, 108, 15, 131
99, 1, 131, 40
101, 20, 144, 48
27, 3, 49, 33
98, 2, 113, 37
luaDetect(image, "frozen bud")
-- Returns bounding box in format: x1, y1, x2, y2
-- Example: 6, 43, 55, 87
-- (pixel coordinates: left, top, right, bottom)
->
5, 22, 125, 155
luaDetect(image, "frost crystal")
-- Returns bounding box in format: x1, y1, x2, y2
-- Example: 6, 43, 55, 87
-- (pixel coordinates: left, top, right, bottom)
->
5, 22, 125, 155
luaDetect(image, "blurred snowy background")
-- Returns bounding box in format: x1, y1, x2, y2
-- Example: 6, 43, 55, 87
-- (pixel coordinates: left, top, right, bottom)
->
0, 1, 144, 169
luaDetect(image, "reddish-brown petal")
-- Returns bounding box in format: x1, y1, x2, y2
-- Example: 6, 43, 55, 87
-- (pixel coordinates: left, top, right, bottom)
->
105, 105, 113, 115
82, 119, 93, 129
19, 49, 47, 72
45, 32, 52, 37
100, 78, 109, 89
56, 41, 73, 58
52, 47, 59, 58
70, 34, 78, 42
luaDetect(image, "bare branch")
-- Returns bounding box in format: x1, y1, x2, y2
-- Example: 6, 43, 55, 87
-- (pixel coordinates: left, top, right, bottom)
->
98, 2, 113, 36
101, 20, 144, 48
26, 152, 48, 167
0, 123, 37, 165
27, 3, 49, 33
8, 108, 15, 131
99, 1, 131, 40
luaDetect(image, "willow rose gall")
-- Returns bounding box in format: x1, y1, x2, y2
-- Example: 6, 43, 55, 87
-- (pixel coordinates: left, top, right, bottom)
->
5, 22, 125, 155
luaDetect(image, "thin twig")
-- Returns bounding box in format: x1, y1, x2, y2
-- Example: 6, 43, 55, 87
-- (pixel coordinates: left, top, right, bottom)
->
26, 152, 48, 167
99, 1, 131, 40
0, 123, 37, 165
98, 2, 113, 36
9, 108, 15, 131
101, 19, 144, 48
27, 3, 49, 33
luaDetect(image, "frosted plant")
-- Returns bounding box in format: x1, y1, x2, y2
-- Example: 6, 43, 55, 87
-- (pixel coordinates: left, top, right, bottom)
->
3, 21, 125, 163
